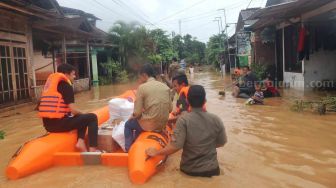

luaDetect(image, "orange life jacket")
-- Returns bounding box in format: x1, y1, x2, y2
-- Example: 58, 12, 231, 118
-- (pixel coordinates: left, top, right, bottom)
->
38, 73, 72, 119
177, 86, 206, 113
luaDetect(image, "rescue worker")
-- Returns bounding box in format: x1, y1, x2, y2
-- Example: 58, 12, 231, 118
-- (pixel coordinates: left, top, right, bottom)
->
124, 64, 172, 152
38, 64, 99, 152
172, 74, 190, 115
146, 85, 227, 177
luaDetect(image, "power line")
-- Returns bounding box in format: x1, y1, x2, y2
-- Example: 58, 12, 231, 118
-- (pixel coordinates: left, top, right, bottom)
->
164, 10, 217, 23
92, 0, 132, 19
247, 0, 254, 8
154, 0, 209, 24
112, 0, 157, 27
160, 0, 250, 24
66, 0, 112, 18
127, 0, 151, 19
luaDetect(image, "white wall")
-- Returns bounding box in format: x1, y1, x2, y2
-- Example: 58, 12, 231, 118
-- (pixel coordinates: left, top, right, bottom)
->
33, 51, 54, 72
304, 50, 336, 89
283, 71, 305, 90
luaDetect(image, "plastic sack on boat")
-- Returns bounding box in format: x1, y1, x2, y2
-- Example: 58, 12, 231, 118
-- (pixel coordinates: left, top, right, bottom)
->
108, 98, 134, 121
112, 121, 126, 151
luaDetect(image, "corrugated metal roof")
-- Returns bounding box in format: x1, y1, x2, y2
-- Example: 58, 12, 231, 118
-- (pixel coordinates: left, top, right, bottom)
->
249, 0, 334, 29
266, 0, 296, 7
241, 8, 261, 21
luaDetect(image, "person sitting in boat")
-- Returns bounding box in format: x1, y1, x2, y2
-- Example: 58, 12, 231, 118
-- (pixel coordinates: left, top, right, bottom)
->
146, 85, 227, 177
172, 74, 190, 115
124, 64, 172, 152
262, 76, 280, 98
38, 64, 99, 152
246, 82, 264, 105
160, 68, 186, 89
166, 74, 190, 125
232, 66, 257, 98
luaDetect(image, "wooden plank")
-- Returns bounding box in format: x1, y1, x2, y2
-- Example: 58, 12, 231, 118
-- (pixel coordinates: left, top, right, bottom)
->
0, 31, 27, 43
26, 25, 35, 100
62, 35, 67, 64
0, 2, 51, 20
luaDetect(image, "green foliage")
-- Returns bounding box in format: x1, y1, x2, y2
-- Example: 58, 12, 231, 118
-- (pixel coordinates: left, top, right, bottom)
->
206, 33, 227, 67
107, 20, 206, 72
251, 63, 267, 80
116, 70, 129, 83
107, 21, 147, 69
147, 54, 162, 64
0, 130, 5, 139
99, 60, 128, 85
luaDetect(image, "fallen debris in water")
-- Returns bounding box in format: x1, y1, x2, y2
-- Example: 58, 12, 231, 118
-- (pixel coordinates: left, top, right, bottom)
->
218, 91, 225, 96
291, 96, 336, 115
0, 130, 5, 139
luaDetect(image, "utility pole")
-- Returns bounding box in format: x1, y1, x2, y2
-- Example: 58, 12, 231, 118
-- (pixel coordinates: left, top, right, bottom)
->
213, 19, 222, 76
213, 19, 221, 48
215, 17, 223, 32
218, 8, 231, 73
178, 19, 182, 36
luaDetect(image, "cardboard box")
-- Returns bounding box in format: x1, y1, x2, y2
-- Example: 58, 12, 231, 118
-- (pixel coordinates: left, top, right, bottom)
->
97, 126, 120, 153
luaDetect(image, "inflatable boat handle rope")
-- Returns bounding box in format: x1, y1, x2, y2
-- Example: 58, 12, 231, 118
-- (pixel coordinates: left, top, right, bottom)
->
10, 133, 50, 161
144, 134, 169, 168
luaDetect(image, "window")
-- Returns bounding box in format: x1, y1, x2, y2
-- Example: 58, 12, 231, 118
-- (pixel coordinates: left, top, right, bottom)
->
0, 45, 14, 105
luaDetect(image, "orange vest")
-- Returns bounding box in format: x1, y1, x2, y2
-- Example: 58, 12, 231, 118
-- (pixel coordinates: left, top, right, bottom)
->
38, 73, 72, 119
177, 86, 206, 113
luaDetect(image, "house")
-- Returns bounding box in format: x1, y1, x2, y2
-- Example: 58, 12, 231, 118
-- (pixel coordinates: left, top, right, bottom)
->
249, 0, 336, 90
0, 0, 108, 108
233, 8, 260, 69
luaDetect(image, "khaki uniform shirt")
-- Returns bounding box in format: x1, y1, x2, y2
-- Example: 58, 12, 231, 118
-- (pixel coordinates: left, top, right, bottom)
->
168, 62, 181, 79
134, 78, 172, 131
171, 108, 227, 173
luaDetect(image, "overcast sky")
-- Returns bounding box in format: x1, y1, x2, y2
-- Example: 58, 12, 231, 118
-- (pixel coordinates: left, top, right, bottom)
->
57, 0, 267, 43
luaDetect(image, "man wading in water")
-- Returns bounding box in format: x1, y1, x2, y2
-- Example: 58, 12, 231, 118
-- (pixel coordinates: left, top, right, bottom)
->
146, 85, 227, 177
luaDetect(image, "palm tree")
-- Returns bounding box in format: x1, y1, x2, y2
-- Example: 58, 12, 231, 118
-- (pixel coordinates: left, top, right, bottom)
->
108, 21, 143, 69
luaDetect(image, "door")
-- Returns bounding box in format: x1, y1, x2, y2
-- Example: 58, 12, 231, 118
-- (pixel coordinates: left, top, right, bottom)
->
0, 45, 29, 107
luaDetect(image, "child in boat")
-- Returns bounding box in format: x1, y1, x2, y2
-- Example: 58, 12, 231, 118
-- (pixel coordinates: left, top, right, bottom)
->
246, 82, 264, 105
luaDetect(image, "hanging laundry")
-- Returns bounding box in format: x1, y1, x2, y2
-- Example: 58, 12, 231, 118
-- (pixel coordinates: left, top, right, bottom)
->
297, 25, 305, 52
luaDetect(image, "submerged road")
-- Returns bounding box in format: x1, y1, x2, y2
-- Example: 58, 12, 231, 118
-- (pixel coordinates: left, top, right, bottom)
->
1, 70, 336, 188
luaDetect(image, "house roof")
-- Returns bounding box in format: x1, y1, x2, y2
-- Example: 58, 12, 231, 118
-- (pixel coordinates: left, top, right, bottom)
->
61, 6, 100, 20
0, 0, 63, 19
241, 8, 261, 21
265, 0, 296, 7
1, 0, 106, 40
236, 8, 260, 31
249, 0, 335, 29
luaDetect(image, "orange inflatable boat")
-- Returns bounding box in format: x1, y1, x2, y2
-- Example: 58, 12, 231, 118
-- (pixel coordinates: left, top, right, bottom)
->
6, 90, 170, 184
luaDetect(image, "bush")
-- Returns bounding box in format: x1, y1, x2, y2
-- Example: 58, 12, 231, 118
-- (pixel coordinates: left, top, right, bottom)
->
99, 60, 129, 85
251, 63, 266, 80
116, 70, 129, 83
0, 130, 5, 139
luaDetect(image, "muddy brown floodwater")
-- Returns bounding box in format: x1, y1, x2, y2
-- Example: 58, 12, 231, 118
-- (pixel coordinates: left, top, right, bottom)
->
1, 70, 336, 188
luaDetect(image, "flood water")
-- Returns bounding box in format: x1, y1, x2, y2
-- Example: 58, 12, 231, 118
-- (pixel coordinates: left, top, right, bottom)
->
1, 70, 336, 188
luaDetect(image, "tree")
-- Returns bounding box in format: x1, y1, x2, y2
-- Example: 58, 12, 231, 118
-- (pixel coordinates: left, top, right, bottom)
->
107, 21, 145, 69
107, 20, 206, 73
206, 33, 228, 67
148, 29, 177, 62
172, 35, 184, 59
